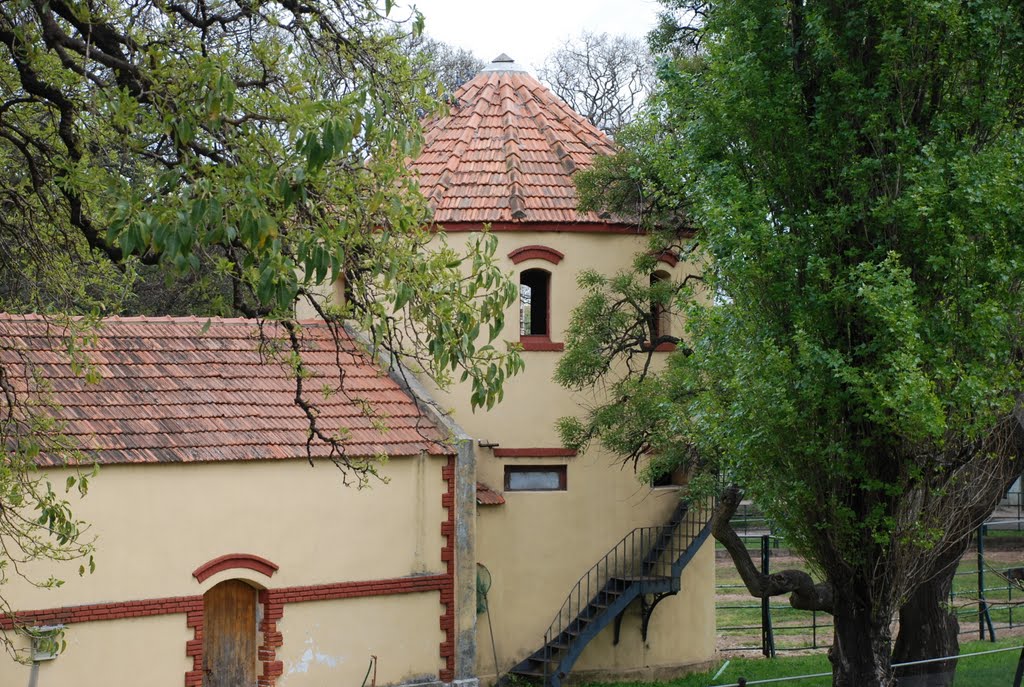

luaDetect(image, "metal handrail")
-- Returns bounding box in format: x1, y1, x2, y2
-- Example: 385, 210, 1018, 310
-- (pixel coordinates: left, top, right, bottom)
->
535, 497, 714, 682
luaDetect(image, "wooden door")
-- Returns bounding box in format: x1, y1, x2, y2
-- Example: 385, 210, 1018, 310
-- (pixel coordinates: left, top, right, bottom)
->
203, 580, 257, 687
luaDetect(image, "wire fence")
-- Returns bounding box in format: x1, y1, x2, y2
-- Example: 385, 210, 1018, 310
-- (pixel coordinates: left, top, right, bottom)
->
717, 485, 1024, 655
710, 644, 1024, 687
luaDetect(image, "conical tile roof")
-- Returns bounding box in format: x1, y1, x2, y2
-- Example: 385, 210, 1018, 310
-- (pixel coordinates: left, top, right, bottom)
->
413, 55, 620, 227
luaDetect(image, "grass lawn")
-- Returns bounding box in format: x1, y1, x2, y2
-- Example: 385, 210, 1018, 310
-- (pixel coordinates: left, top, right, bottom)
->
578, 639, 1024, 687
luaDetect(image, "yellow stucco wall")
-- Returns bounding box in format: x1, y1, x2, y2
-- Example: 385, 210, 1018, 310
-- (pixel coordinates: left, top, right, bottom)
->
430, 229, 716, 678
297, 226, 718, 680
278, 592, 445, 686
0, 614, 191, 687
6, 455, 446, 609
0, 455, 450, 686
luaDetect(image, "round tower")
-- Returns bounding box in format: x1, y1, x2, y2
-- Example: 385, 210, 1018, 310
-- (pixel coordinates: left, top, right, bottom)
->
411, 56, 716, 684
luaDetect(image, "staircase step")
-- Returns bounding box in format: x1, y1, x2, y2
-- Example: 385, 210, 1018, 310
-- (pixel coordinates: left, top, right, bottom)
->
510, 666, 558, 679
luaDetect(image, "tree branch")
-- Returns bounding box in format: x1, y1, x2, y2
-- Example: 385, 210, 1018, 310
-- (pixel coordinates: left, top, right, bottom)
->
713, 484, 834, 613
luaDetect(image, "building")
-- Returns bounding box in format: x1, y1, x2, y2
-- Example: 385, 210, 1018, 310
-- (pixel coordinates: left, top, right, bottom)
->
0, 56, 714, 687
0, 317, 471, 687
406, 54, 715, 686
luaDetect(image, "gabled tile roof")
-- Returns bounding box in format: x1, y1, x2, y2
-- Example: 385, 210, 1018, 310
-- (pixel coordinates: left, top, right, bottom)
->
413, 56, 620, 226
0, 315, 450, 465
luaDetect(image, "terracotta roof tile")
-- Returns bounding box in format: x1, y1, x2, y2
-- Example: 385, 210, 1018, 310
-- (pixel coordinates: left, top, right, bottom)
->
412, 59, 623, 227
476, 482, 505, 506
0, 315, 451, 465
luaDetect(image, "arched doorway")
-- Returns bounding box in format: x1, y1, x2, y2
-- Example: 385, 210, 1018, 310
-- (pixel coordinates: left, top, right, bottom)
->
203, 579, 258, 687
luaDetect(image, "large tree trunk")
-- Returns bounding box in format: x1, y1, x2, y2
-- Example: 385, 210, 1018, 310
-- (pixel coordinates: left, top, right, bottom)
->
830, 587, 897, 687
892, 580, 958, 686
891, 554, 961, 687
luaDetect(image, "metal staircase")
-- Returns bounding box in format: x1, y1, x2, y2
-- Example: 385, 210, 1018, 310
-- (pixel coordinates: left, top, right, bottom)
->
506, 498, 714, 687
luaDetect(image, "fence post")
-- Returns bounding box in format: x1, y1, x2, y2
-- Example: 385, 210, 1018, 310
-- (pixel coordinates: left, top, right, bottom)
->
978, 523, 996, 641
761, 534, 776, 657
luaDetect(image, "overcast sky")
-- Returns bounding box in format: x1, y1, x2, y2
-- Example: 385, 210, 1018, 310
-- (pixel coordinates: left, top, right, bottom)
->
401, 0, 666, 74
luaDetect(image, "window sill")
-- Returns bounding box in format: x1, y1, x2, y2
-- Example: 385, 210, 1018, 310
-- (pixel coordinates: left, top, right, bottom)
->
520, 336, 565, 352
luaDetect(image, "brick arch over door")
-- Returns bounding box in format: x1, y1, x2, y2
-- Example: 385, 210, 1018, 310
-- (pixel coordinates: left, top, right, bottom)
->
508, 245, 564, 265
187, 555, 280, 687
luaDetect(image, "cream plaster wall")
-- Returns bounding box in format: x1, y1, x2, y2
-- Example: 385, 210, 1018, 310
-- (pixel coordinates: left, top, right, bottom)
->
427, 230, 716, 677
292, 226, 716, 679
5, 454, 446, 610
277, 592, 444, 687
0, 614, 191, 687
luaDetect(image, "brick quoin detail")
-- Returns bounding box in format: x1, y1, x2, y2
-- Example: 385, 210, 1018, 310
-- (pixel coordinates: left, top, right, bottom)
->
185, 604, 204, 687
258, 590, 284, 687
439, 455, 456, 683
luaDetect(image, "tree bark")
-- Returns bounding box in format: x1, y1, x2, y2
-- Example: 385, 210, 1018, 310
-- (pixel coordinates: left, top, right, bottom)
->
830, 587, 897, 687
891, 556, 960, 687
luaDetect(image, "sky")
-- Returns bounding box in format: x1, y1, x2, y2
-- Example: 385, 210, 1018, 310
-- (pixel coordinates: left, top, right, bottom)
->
400, 0, 666, 74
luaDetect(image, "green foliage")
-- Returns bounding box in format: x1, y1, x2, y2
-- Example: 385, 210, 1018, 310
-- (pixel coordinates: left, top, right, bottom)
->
0, 0, 522, 653
562, 0, 1024, 671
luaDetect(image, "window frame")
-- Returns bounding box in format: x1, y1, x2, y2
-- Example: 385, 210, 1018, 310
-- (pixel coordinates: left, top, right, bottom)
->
503, 465, 568, 492
520, 267, 552, 337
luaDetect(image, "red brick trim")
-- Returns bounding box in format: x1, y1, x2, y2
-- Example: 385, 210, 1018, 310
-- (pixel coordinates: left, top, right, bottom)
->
258, 591, 284, 687
185, 605, 204, 687
436, 221, 645, 235
2, 574, 452, 687
493, 448, 578, 458
193, 553, 279, 583
653, 250, 679, 267
266, 575, 448, 604
508, 245, 565, 265
0, 595, 202, 630
439, 455, 456, 682
520, 335, 564, 352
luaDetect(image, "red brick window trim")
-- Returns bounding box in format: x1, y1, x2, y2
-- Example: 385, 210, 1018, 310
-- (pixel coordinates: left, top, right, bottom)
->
653, 250, 679, 267
508, 245, 565, 265
493, 448, 577, 458
193, 553, 279, 583
519, 336, 564, 352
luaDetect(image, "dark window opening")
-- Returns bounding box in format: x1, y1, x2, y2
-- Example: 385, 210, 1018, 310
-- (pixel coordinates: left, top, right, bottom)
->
504, 465, 567, 491
520, 269, 551, 337
651, 471, 674, 488
650, 271, 671, 340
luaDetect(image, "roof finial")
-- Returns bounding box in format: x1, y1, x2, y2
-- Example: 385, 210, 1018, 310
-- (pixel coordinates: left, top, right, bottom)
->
482, 53, 528, 73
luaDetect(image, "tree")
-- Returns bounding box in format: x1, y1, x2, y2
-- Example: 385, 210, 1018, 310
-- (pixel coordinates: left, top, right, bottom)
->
557, 2, 1024, 685
0, 0, 520, 651
405, 34, 485, 100
537, 32, 655, 135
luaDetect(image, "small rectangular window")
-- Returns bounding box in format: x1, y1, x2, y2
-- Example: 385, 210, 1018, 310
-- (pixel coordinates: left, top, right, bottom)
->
504, 465, 567, 492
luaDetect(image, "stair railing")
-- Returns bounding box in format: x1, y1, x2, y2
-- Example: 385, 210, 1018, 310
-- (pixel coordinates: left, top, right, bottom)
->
536, 497, 714, 682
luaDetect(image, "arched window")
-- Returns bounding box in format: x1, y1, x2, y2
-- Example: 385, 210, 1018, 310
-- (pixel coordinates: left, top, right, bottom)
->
650, 270, 672, 340
520, 269, 551, 337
